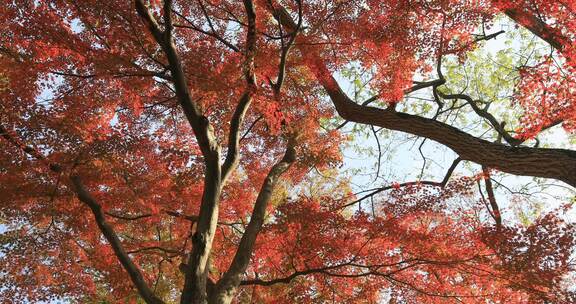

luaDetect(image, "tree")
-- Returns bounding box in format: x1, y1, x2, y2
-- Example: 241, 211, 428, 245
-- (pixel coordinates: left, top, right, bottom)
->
1, 0, 575, 303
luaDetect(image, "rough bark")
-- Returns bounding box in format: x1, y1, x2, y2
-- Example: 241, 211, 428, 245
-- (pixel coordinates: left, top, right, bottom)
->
269, 3, 576, 187
211, 140, 296, 304
135, 1, 223, 303
499, 5, 568, 53
221, 0, 257, 184
71, 176, 165, 304
1, 125, 164, 304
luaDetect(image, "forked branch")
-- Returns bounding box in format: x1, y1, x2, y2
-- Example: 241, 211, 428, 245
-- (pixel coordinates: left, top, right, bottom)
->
0, 124, 164, 304
214, 137, 297, 303
267, 3, 576, 187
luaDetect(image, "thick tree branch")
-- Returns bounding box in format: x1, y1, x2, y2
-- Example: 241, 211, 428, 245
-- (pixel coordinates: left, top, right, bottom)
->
481, 167, 502, 228
0, 127, 164, 304
221, 92, 252, 184
213, 138, 296, 304
268, 4, 576, 187
441, 157, 461, 187
335, 78, 444, 130
221, 0, 260, 184
269, 0, 302, 97
221, 24, 257, 180
135, 0, 220, 159
499, 4, 568, 52
331, 96, 576, 186
71, 176, 165, 304
135, 2, 223, 303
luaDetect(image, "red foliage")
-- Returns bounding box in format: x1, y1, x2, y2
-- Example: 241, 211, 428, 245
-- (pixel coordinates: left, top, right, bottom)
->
0, 0, 575, 303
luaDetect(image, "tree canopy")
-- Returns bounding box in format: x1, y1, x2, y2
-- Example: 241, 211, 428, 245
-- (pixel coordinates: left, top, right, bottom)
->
1, 0, 576, 303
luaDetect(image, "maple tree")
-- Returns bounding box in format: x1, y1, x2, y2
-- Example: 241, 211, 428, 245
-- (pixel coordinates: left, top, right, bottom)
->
1, 0, 576, 303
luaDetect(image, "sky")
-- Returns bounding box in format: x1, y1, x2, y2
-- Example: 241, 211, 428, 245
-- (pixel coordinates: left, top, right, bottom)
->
334, 16, 576, 225
2, 10, 576, 304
